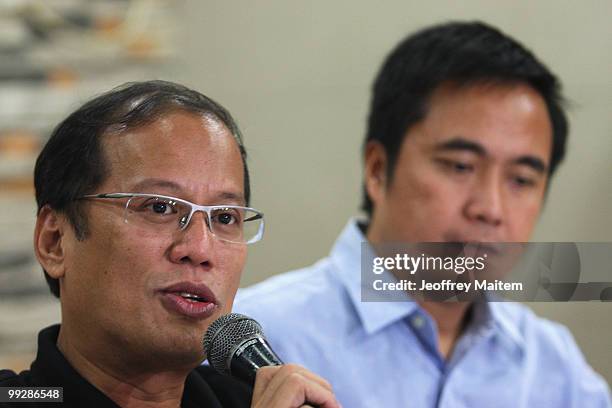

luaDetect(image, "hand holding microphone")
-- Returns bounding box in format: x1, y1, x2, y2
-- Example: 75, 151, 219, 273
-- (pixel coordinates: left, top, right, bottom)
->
203, 313, 341, 408
251, 364, 338, 408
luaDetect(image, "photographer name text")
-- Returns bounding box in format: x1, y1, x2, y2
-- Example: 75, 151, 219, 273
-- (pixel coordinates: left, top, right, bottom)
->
372, 279, 523, 292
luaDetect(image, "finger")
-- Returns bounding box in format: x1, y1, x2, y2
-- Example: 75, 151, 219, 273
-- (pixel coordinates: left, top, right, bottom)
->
279, 364, 333, 392
271, 373, 340, 408
252, 364, 340, 408
254, 364, 323, 403
252, 365, 283, 404
297, 370, 333, 392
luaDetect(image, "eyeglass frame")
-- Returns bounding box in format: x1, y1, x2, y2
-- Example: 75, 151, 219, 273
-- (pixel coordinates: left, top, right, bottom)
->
78, 192, 265, 244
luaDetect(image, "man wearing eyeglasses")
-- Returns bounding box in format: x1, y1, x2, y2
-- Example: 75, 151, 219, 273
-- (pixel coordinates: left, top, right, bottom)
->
0, 81, 340, 408
234, 22, 612, 407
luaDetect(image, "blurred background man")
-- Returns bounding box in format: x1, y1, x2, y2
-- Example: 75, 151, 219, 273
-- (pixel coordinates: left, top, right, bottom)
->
234, 22, 612, 407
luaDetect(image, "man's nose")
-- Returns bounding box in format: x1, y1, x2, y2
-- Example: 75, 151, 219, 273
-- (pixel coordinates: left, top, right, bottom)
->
168, 211, 214, 267
464, 172, 504, 228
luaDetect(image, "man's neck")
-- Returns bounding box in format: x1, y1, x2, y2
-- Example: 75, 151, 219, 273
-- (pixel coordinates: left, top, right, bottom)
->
364, 223, 473, 360
57, 324, 189, 408
417, 300, 472, 360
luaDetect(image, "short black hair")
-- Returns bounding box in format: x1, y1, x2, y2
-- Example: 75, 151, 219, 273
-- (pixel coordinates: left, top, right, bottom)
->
34, 80, 250, 298
362, 21, 568, 216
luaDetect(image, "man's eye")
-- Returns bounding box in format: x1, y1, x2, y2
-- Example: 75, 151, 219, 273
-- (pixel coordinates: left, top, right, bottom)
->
216, 213, 236, 225
212, 210, 241, 226
147, 201, 176, 215
513, 176, 535, 187
438, 159, 474, 173
452, 162, 473, 173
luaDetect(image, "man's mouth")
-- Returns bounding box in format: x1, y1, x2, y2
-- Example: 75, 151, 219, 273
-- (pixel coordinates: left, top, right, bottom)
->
463, 242, 502, 255
176, 292, 208, 303
159, 282, 219, 319
442, 233, 505, 255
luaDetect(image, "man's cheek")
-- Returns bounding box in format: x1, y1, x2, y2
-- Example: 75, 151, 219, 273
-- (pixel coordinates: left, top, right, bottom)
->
516, 214, 540, 241
511, 200, 543, 236
411, 170, 455, 202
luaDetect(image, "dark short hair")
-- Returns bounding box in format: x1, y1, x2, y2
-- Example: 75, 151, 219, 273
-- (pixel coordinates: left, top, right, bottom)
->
362, 21, 568, 216
34, 80, 250, 298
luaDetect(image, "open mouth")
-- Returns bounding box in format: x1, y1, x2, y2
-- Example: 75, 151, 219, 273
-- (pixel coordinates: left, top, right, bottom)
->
466, 242, 504, 256
159, 282, 218, 319
176, 292, 208, 303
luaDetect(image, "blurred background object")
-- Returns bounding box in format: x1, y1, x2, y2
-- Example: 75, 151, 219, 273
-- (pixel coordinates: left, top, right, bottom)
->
1, 0, 610, 385
0, 0, 177, 372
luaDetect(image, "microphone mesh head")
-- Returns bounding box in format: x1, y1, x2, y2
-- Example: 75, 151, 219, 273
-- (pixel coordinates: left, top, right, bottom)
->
203, 313, 264, 375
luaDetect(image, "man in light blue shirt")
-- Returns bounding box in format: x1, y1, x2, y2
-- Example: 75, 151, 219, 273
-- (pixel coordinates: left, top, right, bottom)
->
235, 22, 612, 407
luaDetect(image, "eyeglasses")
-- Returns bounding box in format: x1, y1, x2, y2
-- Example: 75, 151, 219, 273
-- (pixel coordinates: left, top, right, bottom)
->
79, 193, 264, 244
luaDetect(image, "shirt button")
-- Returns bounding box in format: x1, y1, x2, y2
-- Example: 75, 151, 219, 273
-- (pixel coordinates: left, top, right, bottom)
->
411, 315, 425, 329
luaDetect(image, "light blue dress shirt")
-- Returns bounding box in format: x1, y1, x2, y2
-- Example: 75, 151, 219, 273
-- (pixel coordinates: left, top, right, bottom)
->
235, 219, 611, 408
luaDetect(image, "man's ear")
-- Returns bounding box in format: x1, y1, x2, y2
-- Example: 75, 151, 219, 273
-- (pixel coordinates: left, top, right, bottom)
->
364, 141, 388, 207
34, 205, 67, 279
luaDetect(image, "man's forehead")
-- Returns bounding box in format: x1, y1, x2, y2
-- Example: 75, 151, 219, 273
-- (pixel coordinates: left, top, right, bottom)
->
409, 82, 553, 164
104, 110, 230, 144
98, 111, 245, 200
102, 111, 238, 160
128, 177, 245, 204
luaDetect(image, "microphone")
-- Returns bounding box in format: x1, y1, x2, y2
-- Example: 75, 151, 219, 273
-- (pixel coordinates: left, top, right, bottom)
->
203, 313, 283, 385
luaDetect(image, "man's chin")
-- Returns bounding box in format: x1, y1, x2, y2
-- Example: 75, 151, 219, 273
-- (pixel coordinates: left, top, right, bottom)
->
137, 338, 206, 371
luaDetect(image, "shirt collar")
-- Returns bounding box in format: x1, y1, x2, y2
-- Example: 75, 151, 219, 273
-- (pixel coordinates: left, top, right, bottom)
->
32, 325, 232, 407
330, 218, 419, 335
329, 218, 526, 353
487, 300, 526, 352
32, 324, 120, 406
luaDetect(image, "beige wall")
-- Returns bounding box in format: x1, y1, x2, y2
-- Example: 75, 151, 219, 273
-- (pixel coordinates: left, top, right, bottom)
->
171, 0, 612, 382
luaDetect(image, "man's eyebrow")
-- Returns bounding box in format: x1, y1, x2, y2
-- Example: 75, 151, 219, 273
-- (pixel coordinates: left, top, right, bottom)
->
131, 178, 183, 193
434, 137, 549, 173
215, 191, 246, 205
434, 137, 486, 156
514, 156, 548, 174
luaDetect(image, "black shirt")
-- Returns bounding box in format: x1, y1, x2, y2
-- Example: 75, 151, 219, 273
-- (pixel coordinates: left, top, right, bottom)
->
0, 325, 252, 407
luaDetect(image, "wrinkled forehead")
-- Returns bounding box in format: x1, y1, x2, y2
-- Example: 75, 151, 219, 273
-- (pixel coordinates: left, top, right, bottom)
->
98, 111, 245, 200
102, 110, 234, 155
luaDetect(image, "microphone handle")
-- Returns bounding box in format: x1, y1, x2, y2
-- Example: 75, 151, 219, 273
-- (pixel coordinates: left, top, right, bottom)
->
229, 337, 321, 408
229, 336, 283, 385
